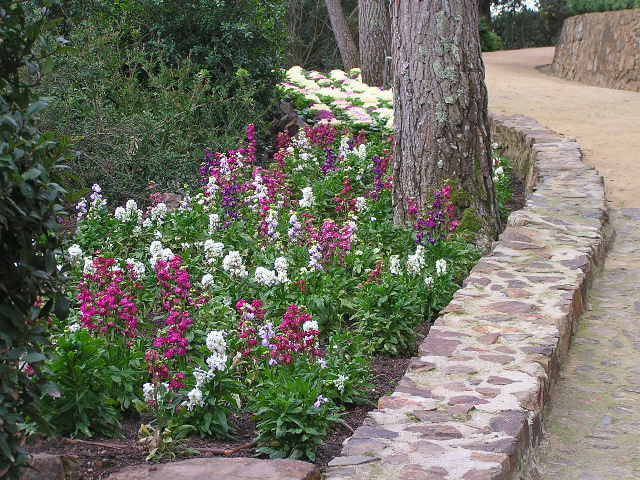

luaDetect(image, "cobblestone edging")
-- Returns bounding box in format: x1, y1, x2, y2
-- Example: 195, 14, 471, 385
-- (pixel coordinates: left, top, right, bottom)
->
324, 114, 611, 480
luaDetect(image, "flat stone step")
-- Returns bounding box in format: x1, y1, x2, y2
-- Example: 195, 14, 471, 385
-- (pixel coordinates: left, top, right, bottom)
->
106, 457, 320, 480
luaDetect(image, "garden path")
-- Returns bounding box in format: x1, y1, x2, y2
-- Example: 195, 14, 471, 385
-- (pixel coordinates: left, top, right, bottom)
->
485, 48, 640, 479
484, 46, 640, 208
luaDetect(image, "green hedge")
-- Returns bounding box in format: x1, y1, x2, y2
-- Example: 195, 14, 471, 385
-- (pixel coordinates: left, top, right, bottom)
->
569, 0, 640, 13
37, 0, 287, 205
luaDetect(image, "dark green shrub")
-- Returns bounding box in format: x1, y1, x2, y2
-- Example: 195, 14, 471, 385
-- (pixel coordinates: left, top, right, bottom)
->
493, 7, 555, 49
480, 17, 505, 51
37, 1, 287, 205
569, 0, 640, 13
0, 2, 69, 477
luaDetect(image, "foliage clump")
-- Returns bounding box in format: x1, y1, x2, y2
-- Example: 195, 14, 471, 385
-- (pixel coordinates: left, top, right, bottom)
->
0, 2, 69, 477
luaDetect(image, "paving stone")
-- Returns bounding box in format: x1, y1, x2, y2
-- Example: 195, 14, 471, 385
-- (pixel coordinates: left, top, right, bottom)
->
107, 458, 320, 480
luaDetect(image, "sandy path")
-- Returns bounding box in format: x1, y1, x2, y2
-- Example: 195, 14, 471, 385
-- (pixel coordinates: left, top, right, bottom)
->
484, 47, 640, 208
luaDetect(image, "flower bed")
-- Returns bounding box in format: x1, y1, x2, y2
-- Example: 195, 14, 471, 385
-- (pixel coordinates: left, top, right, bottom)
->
28, 68, 513, 476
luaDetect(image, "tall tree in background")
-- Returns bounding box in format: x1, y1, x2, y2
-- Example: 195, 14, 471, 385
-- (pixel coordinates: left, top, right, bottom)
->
324, 0, 359, 70
391, 0, 500, 240
358, 0, 391, 86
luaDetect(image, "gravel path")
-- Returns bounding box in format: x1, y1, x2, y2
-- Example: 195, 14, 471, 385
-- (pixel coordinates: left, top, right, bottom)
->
484, 47, 640, 208
485, 48, 640, 479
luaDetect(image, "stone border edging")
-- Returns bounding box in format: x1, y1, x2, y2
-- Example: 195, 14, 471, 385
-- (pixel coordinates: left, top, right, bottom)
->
324, 114, 611, 480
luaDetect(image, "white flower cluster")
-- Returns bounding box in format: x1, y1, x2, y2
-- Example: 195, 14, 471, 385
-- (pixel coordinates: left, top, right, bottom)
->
204, 239, 225, 263
254, 266, 278, 287
67, 244, 83, 264
254, 257, 289, 287
186, 387, 204, 410
115, 199, 143, 223
389, 255, 401, 275
143, 202, 168, 227
149, 240, 175, 267
222, 250, 248, 278
201, 273, 215, 289
142, 382, 155, 402
83, 257, 95, 274
208, 213, 220, 234
333, 374, 348, 393
354, 196, 367, 213
424, 276, 434, 287
355, 143, 367, 161
125, 258, 146, 277
299, 187, 315, 208
193, 367, 214, 388
302, 320, 319, 332
435, 258, 447, 276
206, 330, 227, 372
274, 256, 289, 283
406, 245, 426, 275
338, 136, 351, 158
493, 166, 505, 182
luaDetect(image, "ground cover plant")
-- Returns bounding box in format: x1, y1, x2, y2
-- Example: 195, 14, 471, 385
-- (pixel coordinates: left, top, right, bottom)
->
31, 68, 513, 469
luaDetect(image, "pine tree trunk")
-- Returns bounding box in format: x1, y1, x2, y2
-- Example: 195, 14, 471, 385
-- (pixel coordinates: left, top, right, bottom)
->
391, 0, 501, 241
359, 0, 391, 87
325, 0, 360, 70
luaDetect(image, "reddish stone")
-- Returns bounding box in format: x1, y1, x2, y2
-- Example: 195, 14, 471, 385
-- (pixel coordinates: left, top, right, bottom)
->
107, 458, 321, 480
489, 410, 527, 437
408, 359, 436, 372
506, 288, 532, 298
479, 354, 515, 365
443, 365, 478, 375
378, 395, 423, 409
397, 378, 433, 398
494, 346, 516, 354
462, 438, 518, 455
399, 465, 447, 480
419, 336, 461, 356
478, 333, 500, 345
489, 301, 535, 314
406, 424, 463, 440
444, 382, 471, 392
463, 467, 506, 480
448, 395, 489, 406
408, 441, 446, 455
476, 387, 500, 398
412, 410, 454, 423
487, 376, 515, 385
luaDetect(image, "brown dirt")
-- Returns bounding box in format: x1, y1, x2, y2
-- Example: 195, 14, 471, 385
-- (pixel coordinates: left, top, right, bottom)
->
484, 47, 640, 208
26, 354, 410, 479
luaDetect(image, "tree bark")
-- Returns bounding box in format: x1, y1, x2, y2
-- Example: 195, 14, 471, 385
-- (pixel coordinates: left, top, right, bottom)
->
325, 0, 360, 70
391, 0, 501, 240
359, 0, 391, 87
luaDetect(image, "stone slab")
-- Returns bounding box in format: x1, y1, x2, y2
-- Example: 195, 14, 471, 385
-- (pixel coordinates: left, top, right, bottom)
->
106, 457, 320, 480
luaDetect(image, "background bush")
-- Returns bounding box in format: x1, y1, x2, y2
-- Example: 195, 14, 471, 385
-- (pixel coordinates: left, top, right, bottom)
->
568, 0, 640, 13
37, 0, 287, 205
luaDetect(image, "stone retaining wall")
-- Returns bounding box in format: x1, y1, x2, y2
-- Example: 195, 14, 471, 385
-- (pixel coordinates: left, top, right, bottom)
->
324, 114, 611, 480
551, 9, 640, 92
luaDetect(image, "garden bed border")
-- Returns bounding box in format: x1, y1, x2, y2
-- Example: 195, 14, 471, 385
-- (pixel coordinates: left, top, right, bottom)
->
323, 113, 611, 480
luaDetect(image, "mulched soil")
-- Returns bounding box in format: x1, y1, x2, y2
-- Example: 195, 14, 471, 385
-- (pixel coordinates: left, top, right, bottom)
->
26, 353, 411, 479
27, 174, 526, 479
